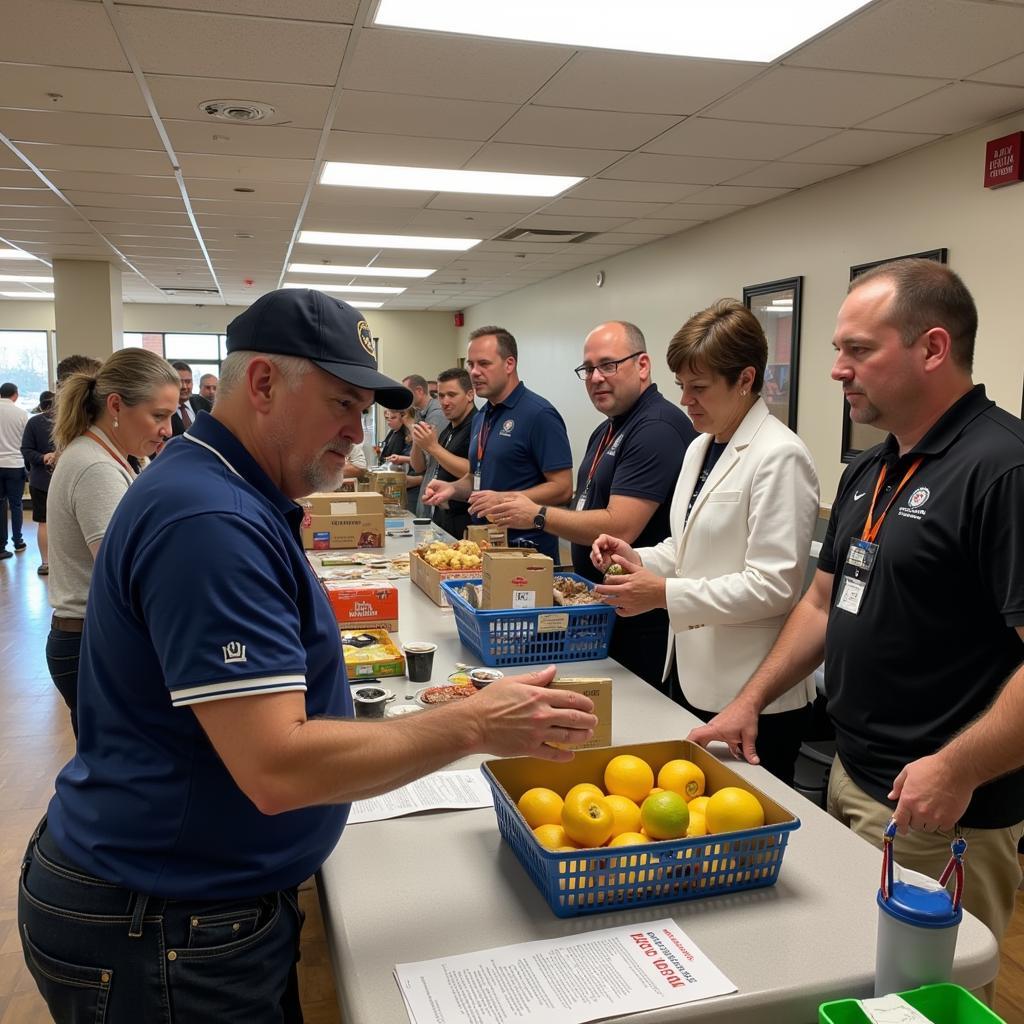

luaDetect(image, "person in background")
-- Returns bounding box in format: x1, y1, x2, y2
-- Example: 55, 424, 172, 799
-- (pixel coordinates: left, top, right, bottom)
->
488, 321, 697, 689
383, 407, 423, 509
377, 407, 412, 465
170, 360, 212, 436
411, 367, 477, 539
46, 349, 180, 736
0, 381, 29, 560
396, 374, 446, 515
18, 288, 595, 1023
342, 437, 368, 480
595, 300, 819, 786
689, 262, 1024, 1001
21, 390, 56, 575
423, 326, 573, 560
199, 373, 218, 402
427, 378, 438, 398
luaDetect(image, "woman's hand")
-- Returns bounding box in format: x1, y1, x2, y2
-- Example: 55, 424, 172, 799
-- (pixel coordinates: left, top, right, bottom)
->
594, 558, 666, 616
590, 534, 639, 573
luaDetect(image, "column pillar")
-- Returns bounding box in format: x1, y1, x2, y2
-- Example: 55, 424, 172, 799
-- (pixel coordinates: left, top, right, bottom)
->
52, 259, 123, 367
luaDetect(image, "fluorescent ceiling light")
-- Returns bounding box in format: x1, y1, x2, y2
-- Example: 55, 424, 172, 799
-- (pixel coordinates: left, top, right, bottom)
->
0, 249, 41, 261
320, 161, 581, 197
375, 0, 873, 63
0, 274, 53, 283
1, 291, 54, 298
288, 263, 435, 279
284, 283, 405, 295
348, 300, 383, 309
299, 230, 479, 252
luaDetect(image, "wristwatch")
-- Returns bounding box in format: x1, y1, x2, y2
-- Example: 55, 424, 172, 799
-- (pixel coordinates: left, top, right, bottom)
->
533, 506, 548, 531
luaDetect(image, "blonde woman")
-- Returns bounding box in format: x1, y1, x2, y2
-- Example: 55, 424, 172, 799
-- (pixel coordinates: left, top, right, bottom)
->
46, 348, 180, 736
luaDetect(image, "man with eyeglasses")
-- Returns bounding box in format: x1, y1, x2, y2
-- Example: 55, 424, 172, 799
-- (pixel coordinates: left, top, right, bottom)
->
487, 321, 696, 688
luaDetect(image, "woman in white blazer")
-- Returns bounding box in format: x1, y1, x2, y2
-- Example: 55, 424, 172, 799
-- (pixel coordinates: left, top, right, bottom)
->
595, 299, 820, 785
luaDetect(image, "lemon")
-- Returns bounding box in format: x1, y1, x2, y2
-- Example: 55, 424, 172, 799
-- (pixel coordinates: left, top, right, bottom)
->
657, 759, 705, 799
604, 794, 642, 838
517, 787, 564, 829
640, 790, 690, 840
604, 754, 655, 803
705, 787, 765, 834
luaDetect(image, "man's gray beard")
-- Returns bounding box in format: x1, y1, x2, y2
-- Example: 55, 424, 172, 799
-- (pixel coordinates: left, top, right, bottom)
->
300, 442, 352, 494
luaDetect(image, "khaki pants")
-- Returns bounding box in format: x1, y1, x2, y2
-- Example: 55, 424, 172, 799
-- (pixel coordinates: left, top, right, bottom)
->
827, 756, 1024, 1005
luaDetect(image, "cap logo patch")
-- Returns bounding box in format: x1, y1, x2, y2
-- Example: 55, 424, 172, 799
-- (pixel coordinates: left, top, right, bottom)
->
357, 320, 374, 358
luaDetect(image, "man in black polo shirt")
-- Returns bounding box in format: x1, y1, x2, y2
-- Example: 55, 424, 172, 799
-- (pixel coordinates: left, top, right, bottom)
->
410, 367, 477, 539
690, 259, 1024, 980
488, 321, 696, 688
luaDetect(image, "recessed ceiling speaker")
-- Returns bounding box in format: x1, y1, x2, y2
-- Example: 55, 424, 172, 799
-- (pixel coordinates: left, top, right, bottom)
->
198, 100, 276, 123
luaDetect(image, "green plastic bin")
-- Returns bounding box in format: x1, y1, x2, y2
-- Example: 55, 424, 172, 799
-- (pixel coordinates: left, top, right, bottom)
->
819, 983, 1004, 1024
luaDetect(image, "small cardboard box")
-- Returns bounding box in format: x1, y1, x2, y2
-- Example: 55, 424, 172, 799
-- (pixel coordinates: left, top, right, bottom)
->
299, 493, 385, 549
366, 468, 407, 507
410, 549, 483, 606
548, 677, 612, 750
299, 491, 383, 517
322, 580, 399, 632
341, 628, 405, 680
464, 524, 508, 548
482, 549, 553, 610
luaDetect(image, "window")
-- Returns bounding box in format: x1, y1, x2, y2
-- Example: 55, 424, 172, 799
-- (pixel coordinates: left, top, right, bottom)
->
0, 330, 49, 411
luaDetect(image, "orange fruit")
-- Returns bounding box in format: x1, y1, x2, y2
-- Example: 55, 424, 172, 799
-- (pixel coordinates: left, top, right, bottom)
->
517, 787, 563, 829
561, 790, 615, 847
565, 782, 603, 803
604, 794, 642, 838
608, 830, 650, 847
604, 754, 655, 803
640, 790, 690, 840
657, 759, 705, 799
687, 796, 710, 817
686, 811, 708, 837
705, 787, 765, 834
533, 824, 574, 850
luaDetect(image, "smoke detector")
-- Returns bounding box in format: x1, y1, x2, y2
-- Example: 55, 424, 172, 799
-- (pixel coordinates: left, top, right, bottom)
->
198, 99, 276, 123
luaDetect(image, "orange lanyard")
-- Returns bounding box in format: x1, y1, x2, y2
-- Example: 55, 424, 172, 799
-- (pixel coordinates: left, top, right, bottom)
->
476, 407, 498, 464
85, 430, 137, 478
584, 422, 616, 488
861, 457, 922, 544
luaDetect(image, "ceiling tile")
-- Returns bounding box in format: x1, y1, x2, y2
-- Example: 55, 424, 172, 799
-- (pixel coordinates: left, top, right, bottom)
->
47, 171, 179, 196
515, 214, 630, 232
188, 179, 307, 202
534, 52, 761, 115
724, 161, 857, 188
426, 195, 547, 214
565, 179, 707, 203
466, 143, 626, 176
301, 208, 419, 231
784, 128, 942, 165
613, 219, 704, 235
0, 1, 129, 71
657, 202, 745, 221
786, 0, 1024, 79
705, 68, 944, 127
117, 7, 349, 85
310, 187, 430, 210
969, 53, 1024, 88
541, 198, 669, 219
64, 190, 189, 211
494, 105, 681, 151
586, 232, 659, 245
0, 64, 146, 117
122, 0, 359, 22
642, 117, 836, 160
333, 92, 517, 141
600, 152, 765, 185
405, 209, 521, 234
176, 153, 314, 182
80, 208, 191, 227
18, 143, 172, 176
682, 184, 793, 205
324, 131, 481, 168
0, 110, 163, 151
345, 28, 573, 104
859, 81, 1024, 133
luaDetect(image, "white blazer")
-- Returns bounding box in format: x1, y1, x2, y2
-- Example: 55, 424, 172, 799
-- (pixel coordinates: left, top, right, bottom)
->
636, 398, 820, 714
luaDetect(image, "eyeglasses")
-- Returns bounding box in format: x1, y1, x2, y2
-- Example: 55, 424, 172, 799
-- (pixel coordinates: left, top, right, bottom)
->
573, 352, 643, 381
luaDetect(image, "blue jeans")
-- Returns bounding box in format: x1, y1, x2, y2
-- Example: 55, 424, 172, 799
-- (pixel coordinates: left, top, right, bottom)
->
0, 465, 26, 548
46, 628, 82, 739
19, 820, 306, 1023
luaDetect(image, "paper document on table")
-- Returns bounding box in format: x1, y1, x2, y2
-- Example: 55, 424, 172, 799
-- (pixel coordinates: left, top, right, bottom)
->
394, 918, 735, 1024
347, 769, 494, 824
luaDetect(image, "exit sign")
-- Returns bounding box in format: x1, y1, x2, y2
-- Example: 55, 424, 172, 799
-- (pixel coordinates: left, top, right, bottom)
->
984, 131, 1024, 189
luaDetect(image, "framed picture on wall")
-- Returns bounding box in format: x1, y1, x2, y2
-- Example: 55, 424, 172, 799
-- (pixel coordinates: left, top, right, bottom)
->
743, 276, 803, 431
841, 248, 948, 462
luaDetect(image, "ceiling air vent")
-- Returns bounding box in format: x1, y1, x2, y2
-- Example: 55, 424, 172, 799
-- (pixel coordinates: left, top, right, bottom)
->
198, 99, 276, 123
495, 228, 598, 244
158, 286, 221, 297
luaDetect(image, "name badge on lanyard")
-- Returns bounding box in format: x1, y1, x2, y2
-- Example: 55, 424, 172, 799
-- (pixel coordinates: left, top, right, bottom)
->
575, 421, 616, 513
837, 456, 922, 616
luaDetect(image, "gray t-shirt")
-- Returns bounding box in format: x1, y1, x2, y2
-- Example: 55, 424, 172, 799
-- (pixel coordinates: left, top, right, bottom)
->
48, 430, 134, 619
415, 397, 449, 517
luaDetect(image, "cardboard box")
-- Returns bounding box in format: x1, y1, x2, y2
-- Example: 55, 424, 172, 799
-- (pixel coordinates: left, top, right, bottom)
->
410, 550, 483, 606
464, 524, 508, 548
322, 580, 399, 632
548, 677, 612, 750
482, 549, 553, 610
366, 468, 407, 507
299, 493, 385, 549
341, 628, 405, 679
299, 491, 383, 517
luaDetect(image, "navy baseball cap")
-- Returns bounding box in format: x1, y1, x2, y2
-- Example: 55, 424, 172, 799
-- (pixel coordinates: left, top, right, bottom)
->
226, 288, 412, 409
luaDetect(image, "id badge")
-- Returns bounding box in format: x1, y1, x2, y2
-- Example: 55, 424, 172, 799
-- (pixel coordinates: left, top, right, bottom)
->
473, 470, 482, 491
846, 538, 878, 571
837, 538, 878, 615
837, 576, 867, 615
575, 483, 590, 512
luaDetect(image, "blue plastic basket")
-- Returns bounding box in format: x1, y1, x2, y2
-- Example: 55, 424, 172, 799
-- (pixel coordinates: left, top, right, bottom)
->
440, 575, 615, 667
482, 740, 801, 918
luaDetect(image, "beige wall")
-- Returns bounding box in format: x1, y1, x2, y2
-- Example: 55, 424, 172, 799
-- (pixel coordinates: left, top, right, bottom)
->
459, 112, 1024, 499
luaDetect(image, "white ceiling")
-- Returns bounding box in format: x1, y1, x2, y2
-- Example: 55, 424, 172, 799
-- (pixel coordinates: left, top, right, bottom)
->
0, 0, 1022, 309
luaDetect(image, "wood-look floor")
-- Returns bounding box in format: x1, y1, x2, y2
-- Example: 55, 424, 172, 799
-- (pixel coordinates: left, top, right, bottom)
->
0, 517, 1021, 1023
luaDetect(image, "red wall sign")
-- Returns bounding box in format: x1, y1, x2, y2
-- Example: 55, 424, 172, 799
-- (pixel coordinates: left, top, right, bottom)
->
984, 131, 1024, 189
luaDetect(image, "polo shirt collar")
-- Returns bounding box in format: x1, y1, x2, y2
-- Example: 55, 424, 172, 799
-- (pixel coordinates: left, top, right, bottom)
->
185, 411, 297, 521
488, 380, 525, 413
611, 382, 661, 429
881, 384, 992, 463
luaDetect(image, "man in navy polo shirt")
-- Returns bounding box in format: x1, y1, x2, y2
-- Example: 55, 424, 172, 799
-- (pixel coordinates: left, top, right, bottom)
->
690, 260, 1024, 992
422, 325, 572, 560
486, 321, 697, 688
18, 289, 596, 1024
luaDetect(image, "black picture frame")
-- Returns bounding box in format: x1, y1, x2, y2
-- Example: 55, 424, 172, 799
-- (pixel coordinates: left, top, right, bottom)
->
841, 248, 948, 462
743, 276, 803, 431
